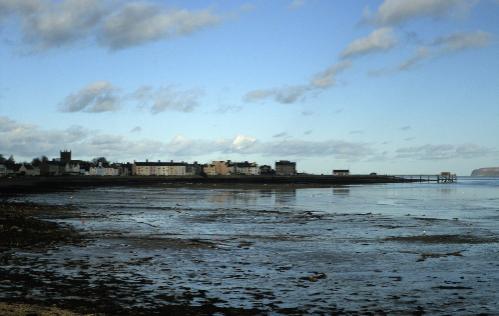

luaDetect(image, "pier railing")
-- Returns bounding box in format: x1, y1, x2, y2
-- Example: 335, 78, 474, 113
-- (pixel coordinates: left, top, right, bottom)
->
392, 174, 457, 183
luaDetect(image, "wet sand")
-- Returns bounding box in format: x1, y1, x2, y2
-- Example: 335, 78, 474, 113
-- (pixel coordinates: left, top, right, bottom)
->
0, 201, 267, 315
1, 185, 499, 315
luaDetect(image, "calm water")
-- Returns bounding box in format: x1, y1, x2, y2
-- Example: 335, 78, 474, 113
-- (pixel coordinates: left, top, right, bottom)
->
13, 178, 499, 314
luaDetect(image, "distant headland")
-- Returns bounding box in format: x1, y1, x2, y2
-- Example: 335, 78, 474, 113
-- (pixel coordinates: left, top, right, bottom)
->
471, 167, 499, 177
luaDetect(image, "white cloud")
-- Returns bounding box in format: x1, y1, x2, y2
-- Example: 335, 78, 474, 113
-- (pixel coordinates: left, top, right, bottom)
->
244, 60, 351, 104
231, 135, 257, 151
273, 132, 288, 138
310, 60, 352, 88
288, 0, 306, 10
60, 81, 120, 113
99, 2, 221, 50
396, 143, 496, 160
146, 86, 204, 114
21, 0, 108, 51
397, 47, 430, 71
341, 27, 397, 59
60, 83, 204, 114
213, 105, 242, 114
0, 0, 223, 51
0, 0, 41, 18
370, 31, 492, 75
244, 85, 310, 104
0, 116, 377, 162
431, 30, 492, 52
368, 0, 476, 26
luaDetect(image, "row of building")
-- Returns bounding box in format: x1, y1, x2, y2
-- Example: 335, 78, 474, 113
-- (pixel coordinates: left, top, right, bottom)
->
0, 151, 298, 177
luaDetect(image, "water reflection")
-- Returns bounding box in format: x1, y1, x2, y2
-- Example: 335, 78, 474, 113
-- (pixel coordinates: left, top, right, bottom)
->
275, 189, 296, 205
333, 186, 350, 196
437, 186, 455, 194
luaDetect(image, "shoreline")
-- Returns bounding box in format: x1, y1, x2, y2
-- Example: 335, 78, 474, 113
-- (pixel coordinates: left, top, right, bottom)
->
2, 185, 498, 314
0, 175, 413, 195
0, 200, 267, 315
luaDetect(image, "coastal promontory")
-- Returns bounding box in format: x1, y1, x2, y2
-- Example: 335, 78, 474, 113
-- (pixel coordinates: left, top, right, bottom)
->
471, 167, 499, 177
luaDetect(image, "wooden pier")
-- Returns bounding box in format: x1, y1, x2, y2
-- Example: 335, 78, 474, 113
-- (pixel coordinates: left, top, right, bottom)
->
395, 172, 457, 183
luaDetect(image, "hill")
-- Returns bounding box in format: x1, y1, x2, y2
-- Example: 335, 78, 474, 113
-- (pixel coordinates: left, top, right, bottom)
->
471, 167, 499, 177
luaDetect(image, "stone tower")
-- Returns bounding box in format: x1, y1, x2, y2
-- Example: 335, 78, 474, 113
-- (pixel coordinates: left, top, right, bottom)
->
60, 150, 71, 162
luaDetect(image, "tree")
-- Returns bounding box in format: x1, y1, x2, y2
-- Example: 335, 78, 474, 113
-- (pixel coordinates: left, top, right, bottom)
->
5, 155, 16, 169
0, 154, 5, 164
92, 157, 109, 166
32, 156, 49, 167
32, 157, 41, 167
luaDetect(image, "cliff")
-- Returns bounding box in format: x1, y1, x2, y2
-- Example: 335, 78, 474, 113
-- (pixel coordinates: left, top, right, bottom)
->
471, 167, 499, 177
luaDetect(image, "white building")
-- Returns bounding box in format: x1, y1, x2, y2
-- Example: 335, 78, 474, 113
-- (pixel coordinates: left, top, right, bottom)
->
232, 161, 259, 175
89, 162, 119, 176
18, 164, 40, 176
63, 162, 80, 175
0, 164, 8, 177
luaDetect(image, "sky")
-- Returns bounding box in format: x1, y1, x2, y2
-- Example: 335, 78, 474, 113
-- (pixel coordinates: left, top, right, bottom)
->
0, 0, 498, 175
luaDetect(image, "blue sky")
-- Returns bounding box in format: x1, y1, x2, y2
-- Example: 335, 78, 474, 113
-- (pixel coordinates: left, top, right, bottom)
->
1, 0, 498, 175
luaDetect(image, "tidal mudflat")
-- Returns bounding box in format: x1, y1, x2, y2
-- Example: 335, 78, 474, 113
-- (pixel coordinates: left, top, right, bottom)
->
1, 180, 499, 315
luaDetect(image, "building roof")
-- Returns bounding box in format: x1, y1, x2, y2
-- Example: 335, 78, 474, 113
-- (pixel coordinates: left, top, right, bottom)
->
231, 161, 257, 168
276, 160, 296, 166
134, 161, 188, 167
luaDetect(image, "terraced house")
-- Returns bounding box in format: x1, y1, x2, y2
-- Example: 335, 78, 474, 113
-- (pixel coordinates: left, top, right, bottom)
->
132, 161, 188, 176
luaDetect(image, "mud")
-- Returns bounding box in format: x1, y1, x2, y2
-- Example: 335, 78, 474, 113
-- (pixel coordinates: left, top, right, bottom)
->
0, 202, 81, 249
1, 184, 499, 315
384, 234, 499, 244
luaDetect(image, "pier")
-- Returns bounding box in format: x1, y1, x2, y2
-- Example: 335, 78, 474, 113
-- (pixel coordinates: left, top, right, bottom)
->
395, 172, 457, 183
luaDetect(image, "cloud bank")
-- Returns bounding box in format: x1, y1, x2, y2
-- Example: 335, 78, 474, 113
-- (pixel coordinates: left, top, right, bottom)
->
60, 81, 120, 113
370, 30, 492, 75
60, 82, 204, 114
366, 0, 475, 26
0, 0, 223, 51
0, 115, 376, 162
341, 27, 397, 59
244, 60, 351, 104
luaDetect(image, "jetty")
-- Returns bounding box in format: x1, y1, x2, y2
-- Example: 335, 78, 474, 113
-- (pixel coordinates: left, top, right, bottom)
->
394, 172, 457, 183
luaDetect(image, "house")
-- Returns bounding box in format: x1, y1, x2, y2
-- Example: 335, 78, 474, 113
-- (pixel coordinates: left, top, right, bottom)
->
186, 161, 203, 176
203, 163, 217, 176
40, 161, 62, 176
232, 161, 259, 175
0, 164, 7, 177
214, 161, 234, 175
116, 163, 133, 176
89, 162, 119, 176
18, 164, 40, 176
333, 169, 350, 176
79, 161, 91, 175
63, 161, 81, 175
259, 165, 274, 175
132, 161, 187, 176
275, 160, 296, 176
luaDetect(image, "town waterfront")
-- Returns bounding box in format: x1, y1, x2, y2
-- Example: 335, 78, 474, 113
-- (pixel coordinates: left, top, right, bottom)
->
2, 178, 499, 314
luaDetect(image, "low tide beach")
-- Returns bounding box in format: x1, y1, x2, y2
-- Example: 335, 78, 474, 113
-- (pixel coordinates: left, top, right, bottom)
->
1, 178, 499, 315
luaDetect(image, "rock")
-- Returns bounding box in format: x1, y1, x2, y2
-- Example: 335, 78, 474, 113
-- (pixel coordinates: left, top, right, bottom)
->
301, 272, 327, 282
